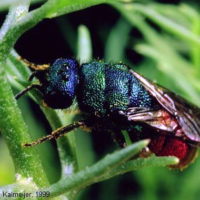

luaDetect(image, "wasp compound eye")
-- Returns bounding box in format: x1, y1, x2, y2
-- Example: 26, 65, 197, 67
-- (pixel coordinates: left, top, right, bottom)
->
43, 58, 79, 108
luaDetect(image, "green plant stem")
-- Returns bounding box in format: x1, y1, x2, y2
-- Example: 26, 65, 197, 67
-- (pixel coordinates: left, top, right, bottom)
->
42, 140, 149, 197
0, 0, 30, 60
0, 62, 49, 187
0, 0, 43, 12
0, 1, 49, 188
98, 156, 179, 182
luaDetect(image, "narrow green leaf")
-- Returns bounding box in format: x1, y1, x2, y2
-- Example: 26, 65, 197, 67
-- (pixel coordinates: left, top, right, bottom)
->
0, 2, 49, 188
122, 130, 132, 146
77, 25, 92, 63
151, 3, 191, 28
135, 43, 200, 103
99, 156, 179, 182
189, 11, 200, 72
105, 17, 131, 62
0, 61, 49, 187
43, 140, 149, 197
43, 0, 127, 18
0, 0, 43, 12
131, 4, 200, 45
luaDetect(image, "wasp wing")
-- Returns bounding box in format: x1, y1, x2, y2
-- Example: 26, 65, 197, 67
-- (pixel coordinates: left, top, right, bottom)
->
129, 69, 200, 143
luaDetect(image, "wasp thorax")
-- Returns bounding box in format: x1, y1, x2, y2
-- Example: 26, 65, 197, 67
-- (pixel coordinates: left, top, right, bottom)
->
42, 58, 79, 109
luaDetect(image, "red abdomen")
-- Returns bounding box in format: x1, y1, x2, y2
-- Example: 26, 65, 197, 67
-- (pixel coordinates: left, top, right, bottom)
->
148, 135, 197, 168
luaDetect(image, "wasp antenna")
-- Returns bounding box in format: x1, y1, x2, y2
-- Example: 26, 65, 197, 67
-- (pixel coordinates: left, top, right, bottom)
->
23, 121, 86, 147
19, 57, 50, 71
15, 84, 41, 99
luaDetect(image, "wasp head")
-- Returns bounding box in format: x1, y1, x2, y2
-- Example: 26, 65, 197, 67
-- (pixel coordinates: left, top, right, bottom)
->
41, 58, 79, 109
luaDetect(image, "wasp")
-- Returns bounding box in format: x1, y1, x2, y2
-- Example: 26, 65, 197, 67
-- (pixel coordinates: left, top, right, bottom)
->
16, 58, 200, 168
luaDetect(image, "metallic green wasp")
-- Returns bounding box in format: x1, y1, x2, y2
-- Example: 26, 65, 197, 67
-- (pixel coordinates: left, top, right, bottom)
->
16, 58, 200, 168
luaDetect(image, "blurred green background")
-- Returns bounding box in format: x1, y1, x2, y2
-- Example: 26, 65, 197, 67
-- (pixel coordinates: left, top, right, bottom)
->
1, 0, 200, 199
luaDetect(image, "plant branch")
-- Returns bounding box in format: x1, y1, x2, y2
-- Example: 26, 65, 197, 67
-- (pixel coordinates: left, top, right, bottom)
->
42, 140, 149, 197
0, 1, 49, 188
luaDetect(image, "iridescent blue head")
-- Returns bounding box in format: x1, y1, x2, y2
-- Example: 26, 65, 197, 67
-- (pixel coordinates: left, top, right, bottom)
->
42, 58, 79, 108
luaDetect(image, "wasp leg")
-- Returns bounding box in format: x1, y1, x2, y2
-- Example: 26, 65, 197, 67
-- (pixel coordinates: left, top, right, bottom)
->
15, 84, 42, 99
23, 120, 87, 147
28, 71, 41, 81
19, 57, 50, 71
